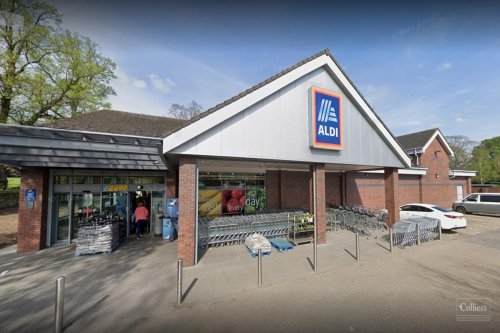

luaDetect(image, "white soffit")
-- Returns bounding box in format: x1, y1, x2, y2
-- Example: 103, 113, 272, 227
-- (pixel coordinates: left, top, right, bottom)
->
163, 53, 411, 168
450, 170, 477, 177
362, 168, 427, 175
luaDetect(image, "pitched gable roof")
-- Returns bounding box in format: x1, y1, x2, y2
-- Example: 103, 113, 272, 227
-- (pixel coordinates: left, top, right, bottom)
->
396, 128, 454, 156
44, 109, 188, 138
163, 49, 412, 168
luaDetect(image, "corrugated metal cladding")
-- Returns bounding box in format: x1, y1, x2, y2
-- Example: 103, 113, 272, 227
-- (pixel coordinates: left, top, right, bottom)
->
172, 67, 405, 169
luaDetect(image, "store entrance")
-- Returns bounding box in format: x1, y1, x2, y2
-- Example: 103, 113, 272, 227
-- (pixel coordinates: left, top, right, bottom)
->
129, 190, 151, 237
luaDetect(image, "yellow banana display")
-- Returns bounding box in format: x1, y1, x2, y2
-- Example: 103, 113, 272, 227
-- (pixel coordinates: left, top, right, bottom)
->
198, 190, 221, 216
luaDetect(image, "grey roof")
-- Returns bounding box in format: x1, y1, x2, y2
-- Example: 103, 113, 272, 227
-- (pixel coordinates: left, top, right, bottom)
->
396, 128, 439, 150
44, 109, 188, 138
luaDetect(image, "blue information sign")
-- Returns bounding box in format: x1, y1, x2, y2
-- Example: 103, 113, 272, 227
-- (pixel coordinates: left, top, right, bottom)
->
25, 189, 36, 202
310, 87, 343, 150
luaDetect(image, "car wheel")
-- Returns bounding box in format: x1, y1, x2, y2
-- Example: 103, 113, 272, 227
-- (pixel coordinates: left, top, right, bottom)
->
455, 206, 467, 214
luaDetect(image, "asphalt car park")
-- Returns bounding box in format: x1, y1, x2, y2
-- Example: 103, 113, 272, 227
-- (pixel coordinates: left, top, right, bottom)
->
0, 214, 499, 333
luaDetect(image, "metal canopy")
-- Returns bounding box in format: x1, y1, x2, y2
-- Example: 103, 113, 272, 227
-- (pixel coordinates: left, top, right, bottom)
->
0, 124, 167, 170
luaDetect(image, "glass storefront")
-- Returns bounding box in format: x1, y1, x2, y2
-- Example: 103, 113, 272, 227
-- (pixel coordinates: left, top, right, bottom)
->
52, 193, 70, 241
50, 172, 166, 244
198, 172, 265, 217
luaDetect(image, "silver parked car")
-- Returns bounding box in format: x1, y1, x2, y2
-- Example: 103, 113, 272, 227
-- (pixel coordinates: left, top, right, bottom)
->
452, 193, 500, 215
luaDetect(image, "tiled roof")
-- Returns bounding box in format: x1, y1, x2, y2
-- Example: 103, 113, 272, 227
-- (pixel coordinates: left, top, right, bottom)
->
396, 128, 439, 150
44, 109, 188, 138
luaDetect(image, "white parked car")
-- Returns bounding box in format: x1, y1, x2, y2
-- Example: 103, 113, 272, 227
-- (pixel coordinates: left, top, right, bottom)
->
400, 203, 467, 230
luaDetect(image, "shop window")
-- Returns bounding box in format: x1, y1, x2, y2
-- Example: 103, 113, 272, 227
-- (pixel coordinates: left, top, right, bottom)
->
151, 176, 164, 184
104, 176, 127, 185
73, 176, 101, 184
199, 173, 222, 189
54, 176, 70, 185
129, 177, 152, 185
198, 172, 266, 217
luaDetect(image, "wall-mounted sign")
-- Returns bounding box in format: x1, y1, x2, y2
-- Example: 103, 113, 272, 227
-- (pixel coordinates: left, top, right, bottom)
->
25, 189, 36, 202
310, 87, 343, 150
105, 184, 128, 192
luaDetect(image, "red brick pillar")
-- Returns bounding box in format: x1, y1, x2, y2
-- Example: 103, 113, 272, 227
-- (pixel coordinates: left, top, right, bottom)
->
17, 168, 49, 253
166, 168, 177, 198
178, 156, 197, 267
280, 171, 287, 208
418, 175, 423, 203
384, 167, 400, 227
314, 164, 327, 244
466, 177, 472, 196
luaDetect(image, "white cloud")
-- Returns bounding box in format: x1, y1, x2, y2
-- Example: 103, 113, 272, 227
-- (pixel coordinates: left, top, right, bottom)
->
110, 67, 171, 116
455, 115, 466, 123
148, 74, 175, 93
132, 79, 147, 89
438, 62, 452, 71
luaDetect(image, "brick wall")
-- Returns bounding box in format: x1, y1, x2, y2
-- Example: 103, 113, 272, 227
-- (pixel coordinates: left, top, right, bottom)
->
471, 186, 500, 193
345, 172, 385, 209
398, 175, 421, 204
177, 156, 196, 267
17, 168, 49, 253
265, 170, 280, 209
325, 172, 342, 206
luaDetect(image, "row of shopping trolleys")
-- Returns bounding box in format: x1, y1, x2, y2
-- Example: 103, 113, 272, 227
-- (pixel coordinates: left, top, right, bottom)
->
198, 209, 305, 247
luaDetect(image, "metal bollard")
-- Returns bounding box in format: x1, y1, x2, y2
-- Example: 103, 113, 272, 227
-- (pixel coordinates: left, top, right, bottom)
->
257, 249, 262, 286
177, 259, 183, 305
313, 240, 318, 272
355, 233, 360, 261
389, 227, 393, 253
54, 276, 65, 333
438, 220, 442, 240
416, 224, 421, 246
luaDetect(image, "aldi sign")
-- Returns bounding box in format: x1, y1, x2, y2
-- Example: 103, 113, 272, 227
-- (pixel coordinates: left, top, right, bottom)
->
310, 87, 343, 150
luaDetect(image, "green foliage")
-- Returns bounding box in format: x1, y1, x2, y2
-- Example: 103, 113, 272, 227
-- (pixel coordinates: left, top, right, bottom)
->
0, 0, 116, 125
469, 136, 500, 184
446, 135, 478, 169
7, 177, 19, 189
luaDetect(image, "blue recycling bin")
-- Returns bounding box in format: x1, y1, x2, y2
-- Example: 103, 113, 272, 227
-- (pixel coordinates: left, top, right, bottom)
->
162, 218, 177, 241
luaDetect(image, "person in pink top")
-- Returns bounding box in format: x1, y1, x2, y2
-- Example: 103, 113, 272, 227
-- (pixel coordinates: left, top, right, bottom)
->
134, 201, 149, 239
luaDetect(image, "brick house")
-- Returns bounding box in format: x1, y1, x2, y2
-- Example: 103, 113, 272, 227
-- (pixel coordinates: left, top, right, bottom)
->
0, 49, 475, 266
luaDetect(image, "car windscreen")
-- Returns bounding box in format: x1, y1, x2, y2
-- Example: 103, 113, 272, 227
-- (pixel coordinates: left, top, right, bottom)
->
432, 206, 453, 212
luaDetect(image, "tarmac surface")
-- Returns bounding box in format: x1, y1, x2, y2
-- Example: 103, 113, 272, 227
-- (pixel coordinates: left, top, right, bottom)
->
0, 214, 499, 333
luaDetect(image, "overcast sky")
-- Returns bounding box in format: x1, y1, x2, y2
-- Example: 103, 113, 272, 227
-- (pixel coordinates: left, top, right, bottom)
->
48, 0, 500, 141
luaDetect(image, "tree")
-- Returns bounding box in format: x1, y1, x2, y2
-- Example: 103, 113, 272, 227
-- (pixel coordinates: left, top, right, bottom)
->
445, 135, 478, 169
0, 0, 116, 125
168, 100, 203, 120
470, 146, 494, 184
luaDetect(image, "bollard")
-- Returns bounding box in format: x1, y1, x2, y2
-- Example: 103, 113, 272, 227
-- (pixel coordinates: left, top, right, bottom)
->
313, 240, 318, 272
177, 259, 183, 305
416, 224, 421, 246
355, 233, 360, 261
257, 249, 262, 286
389, 227, 393, 253
438, 220, 442, 240
54, 276, 64, 333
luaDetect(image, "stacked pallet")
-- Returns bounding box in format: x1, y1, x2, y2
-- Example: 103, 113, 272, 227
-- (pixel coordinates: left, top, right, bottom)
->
75, 223, 119, 256
244, 233, 272, 257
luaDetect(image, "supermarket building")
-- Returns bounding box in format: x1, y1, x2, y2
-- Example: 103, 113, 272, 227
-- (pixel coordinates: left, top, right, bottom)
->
0, 50, 475, 266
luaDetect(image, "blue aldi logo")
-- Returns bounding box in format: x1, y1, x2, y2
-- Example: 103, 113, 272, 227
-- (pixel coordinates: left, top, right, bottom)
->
310, 87, 343, 150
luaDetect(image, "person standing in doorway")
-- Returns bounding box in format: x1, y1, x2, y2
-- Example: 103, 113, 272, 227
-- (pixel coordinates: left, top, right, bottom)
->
134, 201, 149, 239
